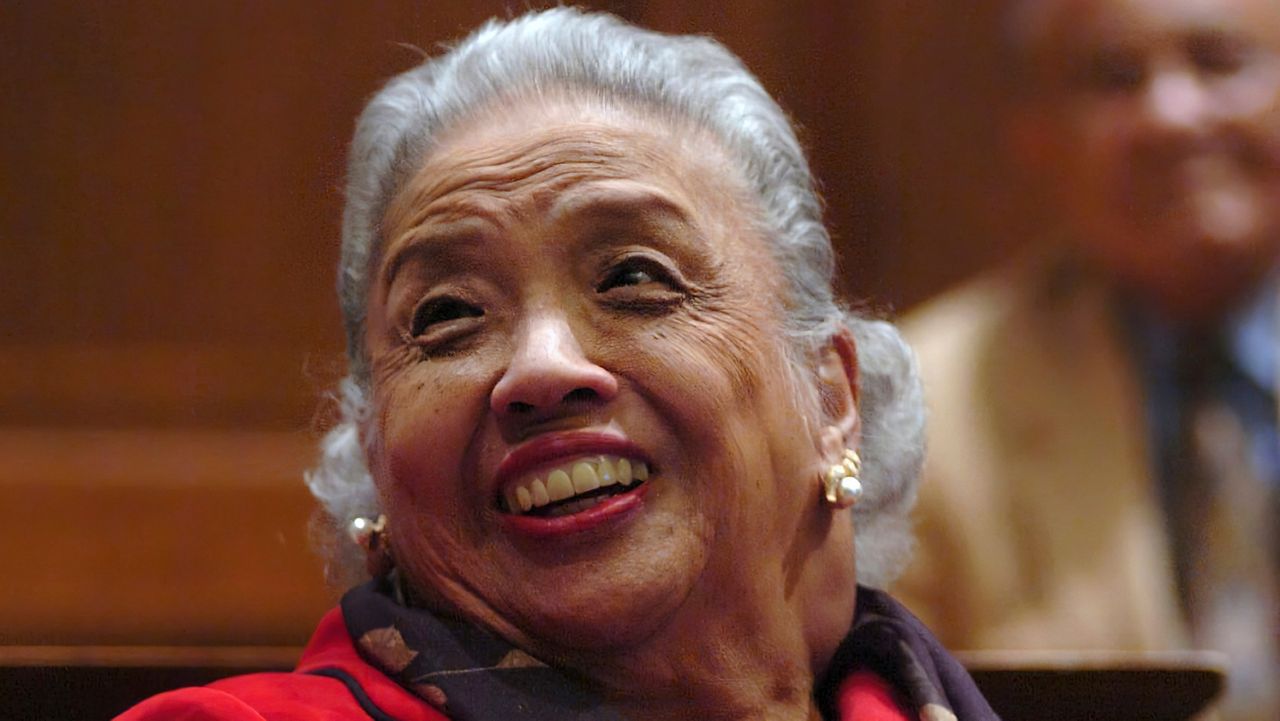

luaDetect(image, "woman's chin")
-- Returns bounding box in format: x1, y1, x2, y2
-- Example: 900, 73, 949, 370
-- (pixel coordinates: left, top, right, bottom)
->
473, 490, 707, 653
498, 533, 705, 656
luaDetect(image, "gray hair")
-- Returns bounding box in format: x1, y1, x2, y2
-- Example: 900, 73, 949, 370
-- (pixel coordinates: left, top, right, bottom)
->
307, 8, 925, 589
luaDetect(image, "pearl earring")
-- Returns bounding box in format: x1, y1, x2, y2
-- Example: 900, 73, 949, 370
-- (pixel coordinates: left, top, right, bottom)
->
349, 514, 394, 576
822, 449, 863, 509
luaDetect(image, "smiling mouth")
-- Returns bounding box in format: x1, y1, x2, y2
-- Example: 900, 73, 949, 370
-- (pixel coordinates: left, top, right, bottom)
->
499, 454, 651, 518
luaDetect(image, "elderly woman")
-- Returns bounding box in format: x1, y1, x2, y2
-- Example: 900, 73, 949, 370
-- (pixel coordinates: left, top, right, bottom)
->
120, 10, 995, 721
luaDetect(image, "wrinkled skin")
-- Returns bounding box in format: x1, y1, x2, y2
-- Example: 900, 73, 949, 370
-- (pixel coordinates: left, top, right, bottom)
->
1014, 0, 1280, 323
360, 96, 861, 720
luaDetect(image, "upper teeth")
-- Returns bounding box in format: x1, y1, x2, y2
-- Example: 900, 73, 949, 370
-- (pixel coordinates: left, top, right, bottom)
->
503, 455, 649, 514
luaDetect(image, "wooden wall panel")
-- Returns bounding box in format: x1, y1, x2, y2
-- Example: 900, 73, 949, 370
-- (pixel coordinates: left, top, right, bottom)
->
629, 0, 1021, 309
2, 1, 1021, 646
0, 429, 328, 644
867, 0, 1025, 306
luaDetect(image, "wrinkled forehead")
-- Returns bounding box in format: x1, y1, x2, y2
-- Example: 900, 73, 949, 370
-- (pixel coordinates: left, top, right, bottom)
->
380, 91, 758, 246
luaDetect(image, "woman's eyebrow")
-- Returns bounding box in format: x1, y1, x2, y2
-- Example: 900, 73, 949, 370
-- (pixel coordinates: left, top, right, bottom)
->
550, 186, 716, 264
548, 185, 693, 226
381, 223, 489, 290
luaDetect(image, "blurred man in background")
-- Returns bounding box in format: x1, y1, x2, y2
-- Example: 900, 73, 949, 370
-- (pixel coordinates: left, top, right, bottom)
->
894, 0, 1279, 718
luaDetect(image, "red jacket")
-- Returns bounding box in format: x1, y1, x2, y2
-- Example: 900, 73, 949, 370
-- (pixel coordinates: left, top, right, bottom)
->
117, 607, 909, 721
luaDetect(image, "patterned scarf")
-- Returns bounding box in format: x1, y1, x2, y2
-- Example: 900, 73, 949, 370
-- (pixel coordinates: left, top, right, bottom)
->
341, 577, 999, 720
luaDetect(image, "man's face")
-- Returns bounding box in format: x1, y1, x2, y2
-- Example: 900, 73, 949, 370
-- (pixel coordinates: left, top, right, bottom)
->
1018, 0, 1280, 321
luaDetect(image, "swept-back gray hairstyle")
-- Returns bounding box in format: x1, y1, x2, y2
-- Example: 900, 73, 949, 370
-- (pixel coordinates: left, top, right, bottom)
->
307, 8, 925, 589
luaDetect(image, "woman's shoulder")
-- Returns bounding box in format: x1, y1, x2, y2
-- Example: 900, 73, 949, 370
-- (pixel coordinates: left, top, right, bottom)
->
114, 685, 266, 721
116, 667, 451, 721
114, 672, 361, 721
115, 607, 450, 721
835, 670, 915, 721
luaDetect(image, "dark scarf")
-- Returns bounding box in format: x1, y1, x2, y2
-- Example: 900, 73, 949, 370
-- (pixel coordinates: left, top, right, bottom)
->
340, 577, 999, 720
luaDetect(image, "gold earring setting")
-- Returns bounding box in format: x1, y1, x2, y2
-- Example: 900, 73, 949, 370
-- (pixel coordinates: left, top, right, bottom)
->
349, 513, 394, 577
348, 514, 387, 549
822, 449, 863, 509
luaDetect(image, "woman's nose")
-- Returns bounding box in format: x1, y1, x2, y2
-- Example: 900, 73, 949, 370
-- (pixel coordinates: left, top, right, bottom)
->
490, 314, 618, 418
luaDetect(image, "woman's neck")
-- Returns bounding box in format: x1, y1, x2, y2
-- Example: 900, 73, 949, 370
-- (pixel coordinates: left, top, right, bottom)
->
545, 513, 857, 721
576, 607, 825, 721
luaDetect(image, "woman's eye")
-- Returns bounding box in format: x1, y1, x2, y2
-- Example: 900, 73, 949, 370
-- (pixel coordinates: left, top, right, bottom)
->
595, 257, 687, 312
597, 258, 675, 293
599, 265, 657, 291
410, 297, 483, 337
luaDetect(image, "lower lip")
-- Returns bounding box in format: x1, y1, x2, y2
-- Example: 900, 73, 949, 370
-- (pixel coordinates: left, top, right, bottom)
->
500, 483, 649, 539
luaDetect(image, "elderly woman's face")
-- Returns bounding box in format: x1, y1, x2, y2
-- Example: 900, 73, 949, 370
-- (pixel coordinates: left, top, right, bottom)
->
362, 99, 842, 652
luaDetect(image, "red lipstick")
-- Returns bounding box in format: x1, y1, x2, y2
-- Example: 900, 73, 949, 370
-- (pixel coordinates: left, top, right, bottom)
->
494, 431, 653, 539
494, 431, 651, 488
501, 483, 649, 538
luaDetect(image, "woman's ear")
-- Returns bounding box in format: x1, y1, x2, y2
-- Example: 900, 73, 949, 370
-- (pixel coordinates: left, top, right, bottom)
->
815, 326, 860, 456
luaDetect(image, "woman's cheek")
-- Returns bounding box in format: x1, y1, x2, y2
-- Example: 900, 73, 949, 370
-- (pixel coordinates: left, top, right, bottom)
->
624, 327, 736, 414
376, 370, 487, 512
687, 303, 782, 395
634, 311, 782, 441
